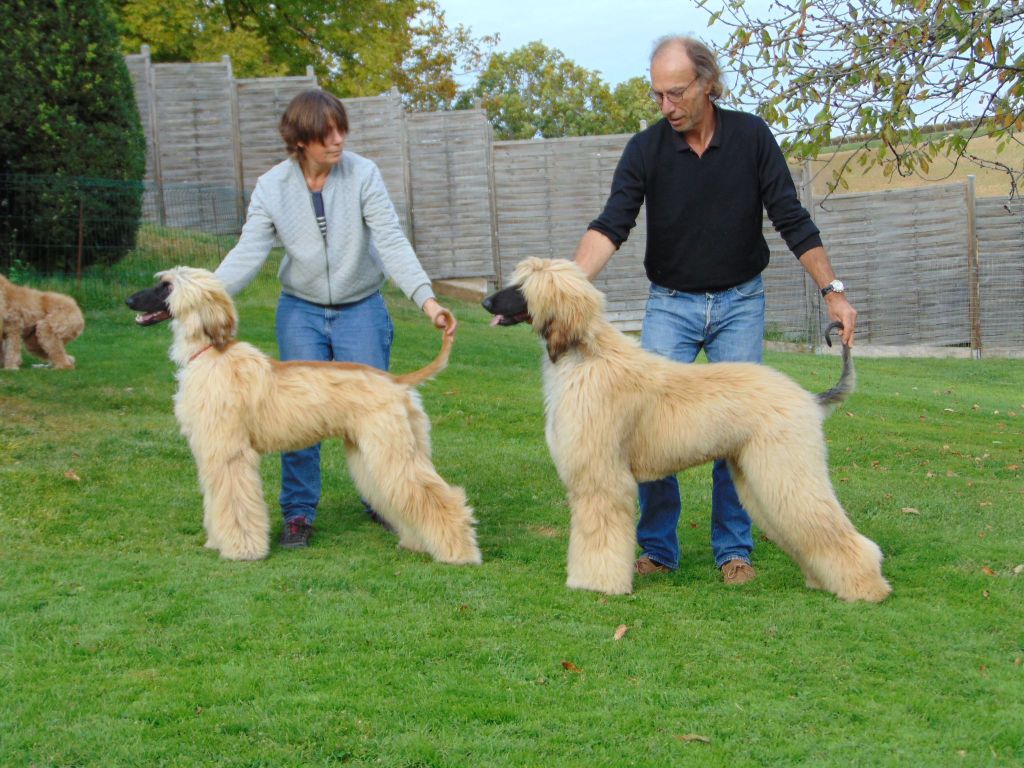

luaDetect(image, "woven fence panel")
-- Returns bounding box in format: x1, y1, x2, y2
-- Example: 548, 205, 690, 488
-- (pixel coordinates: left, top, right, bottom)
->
235, 76, 318, 192
148, 62, 240, 233
492, 134, 649, 330
761, 224, 817, 344
977, 198, 1024, 350
406, 110, 495, 280
341, 93, 410, 236
150, 62, 236, 189
813, 184, 970, 346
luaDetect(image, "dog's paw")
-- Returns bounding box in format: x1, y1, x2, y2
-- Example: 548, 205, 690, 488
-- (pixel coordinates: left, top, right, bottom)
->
566, 574, 634, 596
437, 545, 482, 565
219, 545, 269, 561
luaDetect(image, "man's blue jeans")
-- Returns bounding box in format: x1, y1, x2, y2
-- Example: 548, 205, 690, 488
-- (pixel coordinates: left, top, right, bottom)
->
636, 274, 765, 569
275, 291, 393, 524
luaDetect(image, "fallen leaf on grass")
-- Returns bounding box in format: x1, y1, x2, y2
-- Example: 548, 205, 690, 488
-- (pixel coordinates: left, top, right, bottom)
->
561, 660, 582, 673
901, 507, 920, 515
1013, 565, 1024, 576
675, 733, 711, 744
64, 470, 81, 482
980, 566, 996, 576
613, 624, 629, 641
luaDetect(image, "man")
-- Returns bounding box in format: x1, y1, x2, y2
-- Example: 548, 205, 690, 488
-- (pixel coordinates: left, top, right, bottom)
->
572, 35, 857, 584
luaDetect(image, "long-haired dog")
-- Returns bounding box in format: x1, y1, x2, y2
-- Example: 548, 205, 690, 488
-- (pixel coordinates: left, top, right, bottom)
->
126, 267, 480, 565
1, 273, 85, 370
483, 258, 890, 602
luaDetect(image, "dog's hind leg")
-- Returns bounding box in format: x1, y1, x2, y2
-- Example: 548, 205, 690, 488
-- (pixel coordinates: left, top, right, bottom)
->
346, 417, 480, 565
193, 443, 270, 561
730, 434, 890, 603
564, 467, 638, 595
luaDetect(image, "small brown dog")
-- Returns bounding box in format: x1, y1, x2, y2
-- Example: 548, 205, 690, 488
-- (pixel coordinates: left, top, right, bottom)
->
1, 273, 85, 370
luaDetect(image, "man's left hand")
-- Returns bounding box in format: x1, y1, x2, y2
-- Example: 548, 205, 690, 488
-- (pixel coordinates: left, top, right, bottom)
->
825, 293, 857, 346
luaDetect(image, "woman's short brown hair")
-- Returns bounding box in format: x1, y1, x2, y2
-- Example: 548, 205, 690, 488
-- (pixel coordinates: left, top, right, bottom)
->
279, 89, 350, 157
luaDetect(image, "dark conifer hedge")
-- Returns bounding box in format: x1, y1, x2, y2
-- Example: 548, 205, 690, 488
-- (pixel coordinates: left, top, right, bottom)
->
0, 0, 146, 273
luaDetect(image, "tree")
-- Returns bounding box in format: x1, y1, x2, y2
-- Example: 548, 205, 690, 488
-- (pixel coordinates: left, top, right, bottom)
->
698, 0, 1024, 198
111, 0, 495, 109
457, 41, 655, 139
612, 76, 664, 133
393, 4, 499, 111
0, 0, 146, 273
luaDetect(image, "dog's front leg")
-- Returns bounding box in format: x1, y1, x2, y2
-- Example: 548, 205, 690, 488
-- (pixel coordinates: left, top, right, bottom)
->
2, 324, 22, 369
564, 470, 638, 595
193, 444, 270, 561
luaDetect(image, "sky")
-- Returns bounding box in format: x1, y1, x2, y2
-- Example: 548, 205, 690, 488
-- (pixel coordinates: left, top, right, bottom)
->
437, 0, 738, 87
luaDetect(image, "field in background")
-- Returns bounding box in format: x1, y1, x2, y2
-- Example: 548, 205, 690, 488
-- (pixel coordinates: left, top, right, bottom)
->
805, 134, 1024, 199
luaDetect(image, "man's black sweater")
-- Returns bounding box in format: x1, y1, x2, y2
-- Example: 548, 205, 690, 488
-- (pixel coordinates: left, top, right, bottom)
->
588, 106, 822, 293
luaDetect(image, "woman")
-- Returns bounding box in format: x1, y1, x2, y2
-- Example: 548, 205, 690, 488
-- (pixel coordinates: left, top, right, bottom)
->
214, 89, 456, 549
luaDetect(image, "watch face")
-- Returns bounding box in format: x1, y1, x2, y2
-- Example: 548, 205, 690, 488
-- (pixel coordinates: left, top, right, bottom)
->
831, 280, 845, 292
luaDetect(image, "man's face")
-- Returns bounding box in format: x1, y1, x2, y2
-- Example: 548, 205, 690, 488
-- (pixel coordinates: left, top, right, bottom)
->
649, 45, 709, 134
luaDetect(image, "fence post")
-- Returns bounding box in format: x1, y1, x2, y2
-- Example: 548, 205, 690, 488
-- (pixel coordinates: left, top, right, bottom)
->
76, 196, 84, 290
800, 160, 817, 348
142, 45, 166, 226
224, 55, 246, 228
966, 174, 982, 358
482, 110, 502, 289
394, 87, 414, 244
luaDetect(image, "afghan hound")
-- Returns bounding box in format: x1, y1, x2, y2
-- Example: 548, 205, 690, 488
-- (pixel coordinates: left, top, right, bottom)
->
482, 257, 890, 602
1, 273, 85, 370
126, 267, 480, 565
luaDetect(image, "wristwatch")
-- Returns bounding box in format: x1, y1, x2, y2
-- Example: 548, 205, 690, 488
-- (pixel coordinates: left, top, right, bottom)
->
821, 279, 845, 298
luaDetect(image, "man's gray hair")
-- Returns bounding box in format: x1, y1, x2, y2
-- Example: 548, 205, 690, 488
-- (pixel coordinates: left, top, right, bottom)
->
651, 35, 726, 101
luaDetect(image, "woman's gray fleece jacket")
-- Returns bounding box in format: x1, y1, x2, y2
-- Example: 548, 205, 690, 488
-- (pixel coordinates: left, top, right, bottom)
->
214, 153, 435, 308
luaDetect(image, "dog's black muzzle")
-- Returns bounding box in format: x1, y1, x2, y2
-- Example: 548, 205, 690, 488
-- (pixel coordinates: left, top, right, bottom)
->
127, 281, 173, 326
482, 285, 530, 326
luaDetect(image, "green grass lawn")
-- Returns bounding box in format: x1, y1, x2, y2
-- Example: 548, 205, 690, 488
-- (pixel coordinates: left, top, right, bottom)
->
1, 278, 1021, 767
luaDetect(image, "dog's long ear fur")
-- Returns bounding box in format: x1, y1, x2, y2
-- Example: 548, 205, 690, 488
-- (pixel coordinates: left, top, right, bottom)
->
518, 259, 603, 363
541, 316, 580, 363
196, 285, 237, 348
163, 268, 238, 348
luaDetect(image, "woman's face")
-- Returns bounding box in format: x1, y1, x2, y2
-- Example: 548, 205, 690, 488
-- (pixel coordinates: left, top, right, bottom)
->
300, 123, 346, 169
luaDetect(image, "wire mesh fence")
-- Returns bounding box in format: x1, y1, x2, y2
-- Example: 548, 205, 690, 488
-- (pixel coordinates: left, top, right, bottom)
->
0, 174, 272, 309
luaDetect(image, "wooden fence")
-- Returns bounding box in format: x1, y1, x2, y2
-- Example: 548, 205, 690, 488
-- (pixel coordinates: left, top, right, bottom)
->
124, 50, 1024, 355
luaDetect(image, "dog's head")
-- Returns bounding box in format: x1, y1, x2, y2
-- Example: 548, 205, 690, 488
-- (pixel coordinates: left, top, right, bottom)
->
126, 267, 237, 348
482, 258, 604, 362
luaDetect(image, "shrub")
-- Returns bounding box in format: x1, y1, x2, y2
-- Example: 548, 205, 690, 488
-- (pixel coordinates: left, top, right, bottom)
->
0, 0, 146, 273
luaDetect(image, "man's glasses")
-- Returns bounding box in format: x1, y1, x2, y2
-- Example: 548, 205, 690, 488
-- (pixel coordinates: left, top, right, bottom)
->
648, 77, 700, 106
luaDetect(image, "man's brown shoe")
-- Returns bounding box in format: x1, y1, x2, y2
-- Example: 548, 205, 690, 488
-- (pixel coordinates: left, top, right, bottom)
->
635, 555, 671, 575
721, 559, 756, 585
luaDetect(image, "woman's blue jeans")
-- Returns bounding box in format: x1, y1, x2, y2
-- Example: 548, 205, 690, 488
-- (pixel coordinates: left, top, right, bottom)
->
275, 291, 393, 524
636, 274, 765, 569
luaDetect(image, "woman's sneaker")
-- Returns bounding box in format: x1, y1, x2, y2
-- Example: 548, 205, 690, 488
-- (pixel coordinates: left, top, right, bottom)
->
279, 518, 313, 548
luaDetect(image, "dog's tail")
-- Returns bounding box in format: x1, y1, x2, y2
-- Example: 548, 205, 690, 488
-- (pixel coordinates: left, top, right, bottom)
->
815, 322, 856, 413
395, 310, 455, 387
